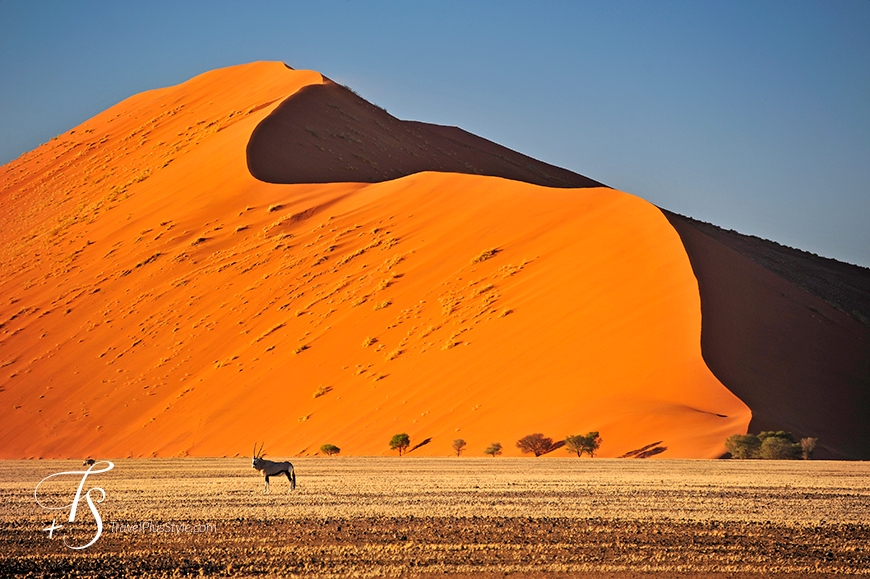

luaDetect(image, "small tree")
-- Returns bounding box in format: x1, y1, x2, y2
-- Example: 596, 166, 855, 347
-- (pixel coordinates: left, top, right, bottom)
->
760, 436, 801, 460
582, 431, 602, 457
800, 437, 818, 460
758, 430, 796, 443
389, 433, 411, 456
320, 444, 341, 456
564, 434, 586, 457
725, 434, 761, 459
484, 442, 503, 457
452, 439, 467, 457
516, 433, 555, 457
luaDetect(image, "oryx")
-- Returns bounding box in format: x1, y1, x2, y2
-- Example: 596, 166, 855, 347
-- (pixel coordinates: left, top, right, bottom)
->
251, 443, 296, 493
83, 458, 96, 467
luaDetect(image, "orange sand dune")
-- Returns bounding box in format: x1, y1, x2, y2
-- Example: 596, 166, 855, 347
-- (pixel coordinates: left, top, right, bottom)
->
0, 62, 750, 459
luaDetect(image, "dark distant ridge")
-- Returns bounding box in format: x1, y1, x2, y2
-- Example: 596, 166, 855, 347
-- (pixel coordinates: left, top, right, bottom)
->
667, 213, 870, 328
247, 79, 605, 189
246, 80, 870, 459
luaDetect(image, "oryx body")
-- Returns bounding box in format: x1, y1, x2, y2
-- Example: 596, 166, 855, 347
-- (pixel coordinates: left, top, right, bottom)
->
251, 443, 296, 493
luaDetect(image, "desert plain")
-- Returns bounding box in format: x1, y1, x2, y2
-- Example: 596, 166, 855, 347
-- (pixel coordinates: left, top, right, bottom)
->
2, 457, 869, 577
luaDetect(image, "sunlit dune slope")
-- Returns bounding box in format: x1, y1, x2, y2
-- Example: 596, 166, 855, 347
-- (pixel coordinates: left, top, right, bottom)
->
0, 62, 750, 459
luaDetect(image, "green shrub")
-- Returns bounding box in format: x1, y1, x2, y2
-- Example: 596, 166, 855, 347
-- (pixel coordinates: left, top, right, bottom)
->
583, 431, 602, 457
516, 433, 555, 457
320, 444, 340, 456
759, 437, 801, 460
726, 431, 808, 460
484, 442, 503, 457
565, 435, 585, 457
389, 433, 410, 456
800, 437, 818, 460
564, 432, 603, 457
725, 434, 761, 459
758, 430, 796, 443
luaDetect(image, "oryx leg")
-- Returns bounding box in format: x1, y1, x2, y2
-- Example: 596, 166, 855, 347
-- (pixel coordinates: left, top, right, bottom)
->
283, 470, 293, 492
264, 475, 270, 493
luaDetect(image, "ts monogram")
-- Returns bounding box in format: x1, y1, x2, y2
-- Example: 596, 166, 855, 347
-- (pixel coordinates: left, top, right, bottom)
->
34, 461, 114, 550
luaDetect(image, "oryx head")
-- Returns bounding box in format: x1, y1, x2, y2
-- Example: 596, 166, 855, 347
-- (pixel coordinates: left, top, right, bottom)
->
252, 443, 265, 469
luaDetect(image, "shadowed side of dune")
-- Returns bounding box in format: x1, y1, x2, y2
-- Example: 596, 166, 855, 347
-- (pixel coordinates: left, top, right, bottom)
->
246, 80, 605, 188
673, 215, 870, 326
664, 211, 870, 460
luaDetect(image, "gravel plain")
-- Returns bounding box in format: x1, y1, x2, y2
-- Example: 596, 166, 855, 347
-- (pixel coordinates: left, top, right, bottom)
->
2, 458, 868, 577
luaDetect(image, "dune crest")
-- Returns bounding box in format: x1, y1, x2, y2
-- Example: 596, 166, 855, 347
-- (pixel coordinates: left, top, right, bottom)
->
0, 62, 749, 459
246, 79, 605, 188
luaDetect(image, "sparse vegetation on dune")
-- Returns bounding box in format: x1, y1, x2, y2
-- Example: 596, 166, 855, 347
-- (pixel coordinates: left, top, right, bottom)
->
1, 458, 868, 577
441, 333, 460, 350
471, 247, 500, 264
384, 347, 402, 361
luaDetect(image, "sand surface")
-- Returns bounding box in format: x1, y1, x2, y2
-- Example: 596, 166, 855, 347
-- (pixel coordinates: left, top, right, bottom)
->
0, 61, 750, 459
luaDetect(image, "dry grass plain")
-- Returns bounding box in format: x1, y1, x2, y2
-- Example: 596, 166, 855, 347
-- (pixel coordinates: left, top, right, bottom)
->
1, 458, 869, 577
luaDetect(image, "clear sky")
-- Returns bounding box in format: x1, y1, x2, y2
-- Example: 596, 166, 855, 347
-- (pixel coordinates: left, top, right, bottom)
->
2, 1, 868, 266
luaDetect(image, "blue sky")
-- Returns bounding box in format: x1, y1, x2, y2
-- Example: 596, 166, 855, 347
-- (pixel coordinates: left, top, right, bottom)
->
2, 1, 868, 266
